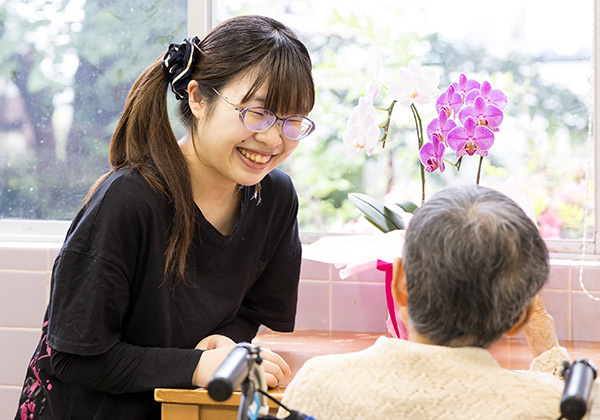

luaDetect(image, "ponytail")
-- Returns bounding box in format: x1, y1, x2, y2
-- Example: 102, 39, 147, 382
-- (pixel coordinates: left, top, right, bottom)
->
85, 57, 195, 284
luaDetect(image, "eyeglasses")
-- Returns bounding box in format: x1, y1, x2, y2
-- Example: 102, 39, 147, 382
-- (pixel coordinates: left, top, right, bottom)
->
211, 87, 315, 140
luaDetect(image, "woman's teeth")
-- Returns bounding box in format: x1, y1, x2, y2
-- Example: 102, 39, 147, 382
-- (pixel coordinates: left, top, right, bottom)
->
240, 148, 270, 164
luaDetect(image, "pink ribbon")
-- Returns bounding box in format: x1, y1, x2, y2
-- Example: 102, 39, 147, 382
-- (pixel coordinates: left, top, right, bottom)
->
377, 259, 408, 339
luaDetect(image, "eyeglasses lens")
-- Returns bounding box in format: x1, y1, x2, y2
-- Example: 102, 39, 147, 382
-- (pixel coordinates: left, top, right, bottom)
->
282, 117, 312, 140
241, 107, 313, 140
243, 108, 275, 132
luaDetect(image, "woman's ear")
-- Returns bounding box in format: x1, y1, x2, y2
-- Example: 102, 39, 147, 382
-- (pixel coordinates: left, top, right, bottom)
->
187, 80, 203, 118
392, 257, 408, 307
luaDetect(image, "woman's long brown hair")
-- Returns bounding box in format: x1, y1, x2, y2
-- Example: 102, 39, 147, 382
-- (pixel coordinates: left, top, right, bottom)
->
84, 15, 315, 284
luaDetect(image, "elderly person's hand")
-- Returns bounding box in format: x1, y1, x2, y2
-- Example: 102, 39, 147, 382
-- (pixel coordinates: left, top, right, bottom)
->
523, 293, 560, 358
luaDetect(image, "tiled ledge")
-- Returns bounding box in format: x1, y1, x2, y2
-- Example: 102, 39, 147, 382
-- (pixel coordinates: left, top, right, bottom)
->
1, 242, 600, 339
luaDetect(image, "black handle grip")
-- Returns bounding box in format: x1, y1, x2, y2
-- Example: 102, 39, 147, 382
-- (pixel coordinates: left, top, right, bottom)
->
560, 359, 597, 420
207, 343, 253, 402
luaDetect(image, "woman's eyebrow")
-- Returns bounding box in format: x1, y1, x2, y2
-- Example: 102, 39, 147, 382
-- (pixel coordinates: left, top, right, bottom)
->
240, 90, 266, 106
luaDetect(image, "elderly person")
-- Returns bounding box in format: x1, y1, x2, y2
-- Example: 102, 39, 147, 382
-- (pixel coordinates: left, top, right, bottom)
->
278, 185, 599, 419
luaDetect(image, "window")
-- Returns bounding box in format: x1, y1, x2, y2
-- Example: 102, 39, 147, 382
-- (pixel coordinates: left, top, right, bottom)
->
211, 0, 598, 255
0, 0, 187, 219
1, 0, 598, 257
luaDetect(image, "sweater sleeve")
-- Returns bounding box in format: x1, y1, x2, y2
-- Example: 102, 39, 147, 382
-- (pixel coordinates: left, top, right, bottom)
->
50, 342, 203, 394
529, 346, 570, 378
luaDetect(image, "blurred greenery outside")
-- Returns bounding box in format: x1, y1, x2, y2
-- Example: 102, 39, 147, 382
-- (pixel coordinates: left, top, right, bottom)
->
0, 0, 594, 241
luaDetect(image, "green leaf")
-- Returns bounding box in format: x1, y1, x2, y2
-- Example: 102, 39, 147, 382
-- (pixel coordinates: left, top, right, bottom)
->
348, 193, 405, 233
396, 200, 419, 214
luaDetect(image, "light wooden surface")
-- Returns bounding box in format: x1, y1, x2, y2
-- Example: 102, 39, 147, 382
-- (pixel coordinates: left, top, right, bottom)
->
155, 387, 282, 420
155, 329, 600, 420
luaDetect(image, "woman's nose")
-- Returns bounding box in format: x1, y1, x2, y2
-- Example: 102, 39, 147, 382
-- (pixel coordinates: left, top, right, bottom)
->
255, 122, 284, 147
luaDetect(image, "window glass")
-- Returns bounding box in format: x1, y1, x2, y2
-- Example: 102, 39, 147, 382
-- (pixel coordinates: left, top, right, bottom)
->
1, 0, 593, 243
216, 0, 594, 240
0, 0, 187, 219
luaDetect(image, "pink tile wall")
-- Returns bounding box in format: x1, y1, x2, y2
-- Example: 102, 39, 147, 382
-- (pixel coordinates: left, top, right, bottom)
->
0, 271, 48, 327
295, 281, 330, 330
295, 258, 600, 342
331, 280, 386, 332
540, 289, 570, 340
570, 260, 600, 341
330, 266, 387, 333
0, 329, 41, 384
0, 244, 56, 420
2, 245, 600, 419
0, 387, 21, 420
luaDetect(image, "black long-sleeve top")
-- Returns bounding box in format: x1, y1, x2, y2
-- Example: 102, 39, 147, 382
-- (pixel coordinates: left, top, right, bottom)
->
15, 167, 302, 420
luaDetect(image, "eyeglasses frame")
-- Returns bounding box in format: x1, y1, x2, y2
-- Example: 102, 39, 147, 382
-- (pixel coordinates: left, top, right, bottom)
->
210, 87, 315, 140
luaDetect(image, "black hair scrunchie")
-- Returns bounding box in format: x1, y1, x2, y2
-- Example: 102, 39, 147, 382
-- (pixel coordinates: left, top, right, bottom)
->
162, 36, 201, 100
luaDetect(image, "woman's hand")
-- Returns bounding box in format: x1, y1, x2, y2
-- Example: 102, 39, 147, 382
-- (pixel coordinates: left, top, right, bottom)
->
523, 293, 560, 358
195, 334, 236, 350
192, 345, 238, 388
258, 347, 291, 388
192, 337, 291, 389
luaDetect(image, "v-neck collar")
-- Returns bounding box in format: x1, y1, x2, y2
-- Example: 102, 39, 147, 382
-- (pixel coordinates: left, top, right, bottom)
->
195, 185, 251, 243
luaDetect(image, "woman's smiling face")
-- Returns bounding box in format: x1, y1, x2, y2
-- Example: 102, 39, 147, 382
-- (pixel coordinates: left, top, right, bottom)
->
189, 76, 301, 187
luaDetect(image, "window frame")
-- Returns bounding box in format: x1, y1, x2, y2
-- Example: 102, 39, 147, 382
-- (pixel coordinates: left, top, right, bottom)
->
1, 0, 598, 261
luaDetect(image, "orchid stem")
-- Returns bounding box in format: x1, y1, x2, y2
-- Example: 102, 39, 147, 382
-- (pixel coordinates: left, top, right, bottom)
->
456, 156, 463, 172
476, 156, 483, 185
410, 103, 426, 204
380, 100, 397, 149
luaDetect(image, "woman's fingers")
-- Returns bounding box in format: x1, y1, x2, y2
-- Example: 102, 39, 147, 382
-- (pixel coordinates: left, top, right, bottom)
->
259, 348, 291, 388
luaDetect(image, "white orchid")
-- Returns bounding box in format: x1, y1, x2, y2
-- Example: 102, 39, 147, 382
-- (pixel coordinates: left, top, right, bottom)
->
364, 77, 381, 103
388, 59, 440, 107
342, 96, 380, 155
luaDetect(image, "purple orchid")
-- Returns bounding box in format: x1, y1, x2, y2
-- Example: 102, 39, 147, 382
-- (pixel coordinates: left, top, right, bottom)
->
458, 96, 504, 132
419, 137, 446, 173
435, 84, 463, 117
451, 73, 481, 101
465, 80, 508, 110
447, 116, 494, 157
343, 63, 509, 213
427, 110, 457, 146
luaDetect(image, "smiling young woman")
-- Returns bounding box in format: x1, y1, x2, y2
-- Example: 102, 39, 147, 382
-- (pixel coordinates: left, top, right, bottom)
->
15, 15, 315, 420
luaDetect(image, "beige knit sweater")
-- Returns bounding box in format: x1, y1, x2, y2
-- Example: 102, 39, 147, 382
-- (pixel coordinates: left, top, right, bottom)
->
278, 337, 599, 420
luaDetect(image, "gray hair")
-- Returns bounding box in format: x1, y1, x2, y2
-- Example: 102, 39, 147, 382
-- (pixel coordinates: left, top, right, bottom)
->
402, 185, 549, 348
